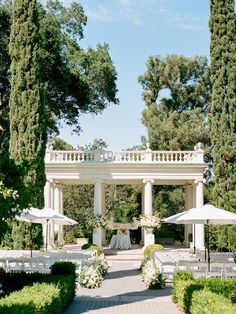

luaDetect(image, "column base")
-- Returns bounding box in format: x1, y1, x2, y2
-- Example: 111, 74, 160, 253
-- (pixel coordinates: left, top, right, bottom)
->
144, 229, 155, 247
93, 228, 102, 247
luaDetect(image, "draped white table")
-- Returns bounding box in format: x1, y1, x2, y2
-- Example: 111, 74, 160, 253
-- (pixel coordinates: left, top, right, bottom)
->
110, 234, 131, 250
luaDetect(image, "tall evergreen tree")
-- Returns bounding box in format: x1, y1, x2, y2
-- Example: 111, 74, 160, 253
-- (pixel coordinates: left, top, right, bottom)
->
209, 0, 236, 211
9, 0, 47, 207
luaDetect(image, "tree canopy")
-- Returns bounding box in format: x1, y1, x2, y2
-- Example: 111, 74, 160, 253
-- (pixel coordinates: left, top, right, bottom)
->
139, 54, 211, 151
0, 0, 118, 140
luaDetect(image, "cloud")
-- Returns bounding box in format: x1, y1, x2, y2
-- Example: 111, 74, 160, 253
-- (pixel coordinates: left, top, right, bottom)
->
85, 5, 115, 22
80, 0, 206, 31
166, 14, 205, 31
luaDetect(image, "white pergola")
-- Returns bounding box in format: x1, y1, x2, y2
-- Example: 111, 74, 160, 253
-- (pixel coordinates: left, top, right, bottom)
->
44, 143, 207, 248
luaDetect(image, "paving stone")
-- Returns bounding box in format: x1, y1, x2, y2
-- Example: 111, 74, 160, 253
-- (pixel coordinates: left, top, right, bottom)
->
64, 247, 180, 314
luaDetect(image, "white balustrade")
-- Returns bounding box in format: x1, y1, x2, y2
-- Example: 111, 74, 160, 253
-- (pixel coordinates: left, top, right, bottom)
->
46, 150, 204, 164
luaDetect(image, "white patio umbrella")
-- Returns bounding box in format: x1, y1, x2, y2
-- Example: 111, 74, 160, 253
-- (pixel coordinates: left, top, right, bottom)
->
16, 207, 78, 254
163, 204, 236, 270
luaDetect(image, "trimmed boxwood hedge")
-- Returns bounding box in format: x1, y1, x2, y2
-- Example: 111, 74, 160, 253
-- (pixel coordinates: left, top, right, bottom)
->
0, 262, 76, 313
143, 244, 164, 258
190, 289, 236, 314
0, 275, 76, 314
172, 270, 236, 313
81, 243, 103, 256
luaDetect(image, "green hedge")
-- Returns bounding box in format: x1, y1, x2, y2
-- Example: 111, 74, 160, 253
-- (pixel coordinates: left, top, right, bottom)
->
190, 289, 236, 314
0, 275, 76, 314
172, 270, 194, 303
81, 243, 103, 256
143, 244, 164, 258
0, 271, 48, 297
50, 261, 76, 275
172, 270, 236, 313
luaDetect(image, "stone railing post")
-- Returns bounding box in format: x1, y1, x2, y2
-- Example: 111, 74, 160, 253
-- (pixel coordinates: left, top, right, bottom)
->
144, 142, 152, 162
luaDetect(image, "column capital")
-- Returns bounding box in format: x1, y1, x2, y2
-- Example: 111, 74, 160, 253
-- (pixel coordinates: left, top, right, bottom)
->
46, 178, 54, 184
54, 183, 64, 189
143, 178, 154, 184
92, 179, 104, 184
193, 179, 204, 185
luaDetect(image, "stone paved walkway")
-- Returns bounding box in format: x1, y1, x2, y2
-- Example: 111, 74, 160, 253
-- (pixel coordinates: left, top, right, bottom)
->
64, 258, 180, 314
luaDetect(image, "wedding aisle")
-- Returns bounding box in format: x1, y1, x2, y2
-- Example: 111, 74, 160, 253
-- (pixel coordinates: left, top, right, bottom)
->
64, 246, 180, 314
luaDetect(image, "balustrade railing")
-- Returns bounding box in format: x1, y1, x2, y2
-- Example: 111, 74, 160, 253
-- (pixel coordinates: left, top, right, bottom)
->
45, 149, 204, 164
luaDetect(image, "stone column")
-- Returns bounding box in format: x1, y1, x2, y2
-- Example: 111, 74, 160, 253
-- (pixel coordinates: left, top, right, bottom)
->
54, 184, 64, 243
143, 179, 154, 247
43, 180, 53, 250
101, 183, 107, 245
93, 180, 103, 247
44, 180, 51, 208
140, 185, 145, 245
193, 180, 205, 249
184, 185, 193, 246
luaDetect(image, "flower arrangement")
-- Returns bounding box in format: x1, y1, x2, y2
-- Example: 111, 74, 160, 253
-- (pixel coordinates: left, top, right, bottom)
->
139, 213, 161, 229
79, 256, 109, 289
79, 264, 103, 288
89, 256, 109, 276
140, 257, 165, 289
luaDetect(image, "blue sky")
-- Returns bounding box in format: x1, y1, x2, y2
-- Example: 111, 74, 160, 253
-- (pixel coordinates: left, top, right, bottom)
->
59, 0, 210, 150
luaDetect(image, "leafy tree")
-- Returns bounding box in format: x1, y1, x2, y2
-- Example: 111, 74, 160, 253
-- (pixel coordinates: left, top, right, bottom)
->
77, 138, 108, 151
139, 54, 211, 151
209, 0, 236, 212
50, 137, 74, 150
9, 0, 47, 207
0, 0, 118, 138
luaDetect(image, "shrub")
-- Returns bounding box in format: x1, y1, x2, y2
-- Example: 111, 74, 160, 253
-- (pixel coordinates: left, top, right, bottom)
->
0, 275, 76, 314
190, 289, 236, 314
50, 262, 76, 276
196, 277, 236, 303
143, 244, 164, 258
81, 243, 103, 256
172, 270, 194, 303
172, 273, 236, 313
1, 272, 47, 297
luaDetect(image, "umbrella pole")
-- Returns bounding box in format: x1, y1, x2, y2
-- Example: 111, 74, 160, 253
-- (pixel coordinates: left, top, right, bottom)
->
30, 221, 32, 258
46, 220, 48, 252
193, 224, 196, 254
207, 221, 210, 272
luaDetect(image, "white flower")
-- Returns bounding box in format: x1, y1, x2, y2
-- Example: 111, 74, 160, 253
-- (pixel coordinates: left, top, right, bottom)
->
140, 214, 161, 229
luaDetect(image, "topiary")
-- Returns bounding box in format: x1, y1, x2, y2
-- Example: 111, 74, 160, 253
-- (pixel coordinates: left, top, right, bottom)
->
81, 243, 103, 256
143, 244, 164, 258
50, 261, 76, 275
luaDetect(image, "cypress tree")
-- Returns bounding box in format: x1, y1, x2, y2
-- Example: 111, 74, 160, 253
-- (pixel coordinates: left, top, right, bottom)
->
9, 0, 47, 207
209, 0, 236, 211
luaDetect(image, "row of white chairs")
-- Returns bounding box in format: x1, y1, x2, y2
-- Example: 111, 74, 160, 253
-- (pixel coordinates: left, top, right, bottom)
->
0, 256, 93, 274
155, 259, 236, 281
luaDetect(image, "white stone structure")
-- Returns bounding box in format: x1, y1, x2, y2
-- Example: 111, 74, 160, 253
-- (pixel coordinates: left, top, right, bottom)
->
44, 144, 206, 248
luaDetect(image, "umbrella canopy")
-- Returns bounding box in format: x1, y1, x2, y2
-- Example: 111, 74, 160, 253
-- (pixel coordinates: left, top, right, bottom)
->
163, 204, 236, 271
164, 204, 236, 225
16, 207, 78, 253
17, 207, 78, 225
